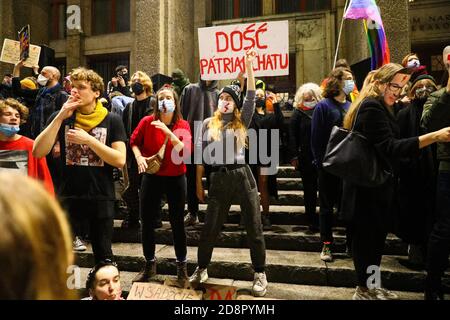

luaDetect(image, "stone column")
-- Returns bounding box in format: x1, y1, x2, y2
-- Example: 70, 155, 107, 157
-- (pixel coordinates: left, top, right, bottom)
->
0, 0, 15, 77
134, 0, 162, 76
262, 0, 273, 16
377, 0, 410, 64
66, 0, 85, 72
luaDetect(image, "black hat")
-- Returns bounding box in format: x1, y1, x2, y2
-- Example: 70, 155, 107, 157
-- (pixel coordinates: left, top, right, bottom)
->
412, 74, 436, 87
219, 84, 241, 108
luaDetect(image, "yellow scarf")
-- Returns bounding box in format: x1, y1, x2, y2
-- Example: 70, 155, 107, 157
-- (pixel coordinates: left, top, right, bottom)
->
75, 100, 108, 132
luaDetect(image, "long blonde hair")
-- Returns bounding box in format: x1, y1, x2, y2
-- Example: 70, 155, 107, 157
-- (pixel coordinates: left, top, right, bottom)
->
0, 172, 76, 300
208, 107, 248, 149
343, 63, 407, 130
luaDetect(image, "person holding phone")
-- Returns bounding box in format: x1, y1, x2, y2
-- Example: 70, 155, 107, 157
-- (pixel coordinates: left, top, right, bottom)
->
107, 65, 132, 97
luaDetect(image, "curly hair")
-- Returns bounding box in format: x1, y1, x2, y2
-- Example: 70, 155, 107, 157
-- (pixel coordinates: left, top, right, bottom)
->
70, 67, 105, 95
294, 83, 323, 108
0, 98, 29, 124
323, 67, 353, 98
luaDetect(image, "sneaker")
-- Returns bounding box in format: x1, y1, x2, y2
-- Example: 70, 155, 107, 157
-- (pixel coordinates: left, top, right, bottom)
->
252, 272, 268, 297
73, 237, 87, 252
184, 212, 199, 227
189, 267, 208, 284
261, 215, 272, 231
352, 286, 379, 300
373, 287, 399, 300
132, 260, 157, 283
320, 243, 333, 262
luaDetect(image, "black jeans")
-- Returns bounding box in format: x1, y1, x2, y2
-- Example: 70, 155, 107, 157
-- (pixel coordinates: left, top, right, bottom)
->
197, 165, 266, 272
318, 168, 342, 243
66, 199, 114, 264
122, 159, 141, 222
298, 155, 318, 227
186, 162, 199, 216
140, 174, 187, 262
426, 171, 450, 291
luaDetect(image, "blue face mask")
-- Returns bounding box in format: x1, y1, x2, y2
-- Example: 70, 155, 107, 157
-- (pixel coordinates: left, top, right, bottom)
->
0, 123, 20, 137
158, 99, 175, 114
343, 80, 355, 96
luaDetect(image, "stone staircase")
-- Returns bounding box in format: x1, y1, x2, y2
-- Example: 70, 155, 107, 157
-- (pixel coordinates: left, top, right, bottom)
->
75, 166, 449, 300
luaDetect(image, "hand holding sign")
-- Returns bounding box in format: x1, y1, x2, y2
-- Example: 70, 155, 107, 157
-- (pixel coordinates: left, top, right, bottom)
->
245, 48, 257, 66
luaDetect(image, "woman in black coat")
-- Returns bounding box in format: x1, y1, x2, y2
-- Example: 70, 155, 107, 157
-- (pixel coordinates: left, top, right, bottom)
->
396, 75, 438, 267
341, 63, 450, 300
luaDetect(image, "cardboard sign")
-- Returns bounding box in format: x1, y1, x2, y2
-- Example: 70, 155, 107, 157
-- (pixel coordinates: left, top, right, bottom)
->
201, 283, 238, 300
0, 39, 41, 68
198, 21, 289, 80
127, 282, 202, 300
18, 25, 30, 61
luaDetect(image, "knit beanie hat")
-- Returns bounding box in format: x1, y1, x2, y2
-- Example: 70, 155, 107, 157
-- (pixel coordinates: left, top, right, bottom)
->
20, 78, 37, 90
412, 74, 436, 87
219, 84, 241, 108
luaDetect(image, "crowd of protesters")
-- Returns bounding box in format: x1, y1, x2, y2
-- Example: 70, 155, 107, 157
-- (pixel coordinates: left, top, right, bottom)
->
1, 44, 450, 300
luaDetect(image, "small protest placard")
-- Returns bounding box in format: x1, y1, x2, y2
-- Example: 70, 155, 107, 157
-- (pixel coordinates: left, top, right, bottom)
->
18, 25, 30, 61
127, 282, 202, 300
198, 21, 289, 80
201, 283, 238, 300
0, 39, 41, 68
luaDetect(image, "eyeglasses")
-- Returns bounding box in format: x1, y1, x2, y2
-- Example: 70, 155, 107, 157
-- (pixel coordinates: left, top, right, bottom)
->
387, 83, 404, 94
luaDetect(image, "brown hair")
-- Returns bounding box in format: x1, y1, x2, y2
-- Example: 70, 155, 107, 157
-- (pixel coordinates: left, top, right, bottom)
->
70, 67, 105, 95
0, 172, 76, 300
323, 67, 353, 98
343, 63, 409, 130
409, 79, 437, 99
0, 98, 29, 124
153, 86, 183, 124
130, 71, 154, 97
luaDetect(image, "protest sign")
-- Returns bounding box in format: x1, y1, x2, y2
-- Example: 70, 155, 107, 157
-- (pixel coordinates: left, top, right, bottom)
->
201, 283, 238, 300
18, 25, 30, 61
0, 39, 41, 68
127, 282, 202, 300
198, 21, 289, 80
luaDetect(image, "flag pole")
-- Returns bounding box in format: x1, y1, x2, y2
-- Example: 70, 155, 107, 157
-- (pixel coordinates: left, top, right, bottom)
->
333, 0, 350, 69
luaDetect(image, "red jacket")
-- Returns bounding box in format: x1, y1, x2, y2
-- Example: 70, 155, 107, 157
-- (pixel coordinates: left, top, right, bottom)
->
130, 115, 192, 176
0, 136, 54, 195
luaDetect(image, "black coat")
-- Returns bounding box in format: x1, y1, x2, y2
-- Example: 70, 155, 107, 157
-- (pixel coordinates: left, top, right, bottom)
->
288, 108, 315, 171
396, 99, 437, 244
341, 98, 420, 231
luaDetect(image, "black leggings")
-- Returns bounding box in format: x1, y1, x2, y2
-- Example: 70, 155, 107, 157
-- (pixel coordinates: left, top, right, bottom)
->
140, 174, 187, 262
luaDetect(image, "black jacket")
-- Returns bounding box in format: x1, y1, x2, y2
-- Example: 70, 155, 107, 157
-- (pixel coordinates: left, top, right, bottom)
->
288, 108, 314, 165
396, 99, 437, 243
341, 98, 420, 227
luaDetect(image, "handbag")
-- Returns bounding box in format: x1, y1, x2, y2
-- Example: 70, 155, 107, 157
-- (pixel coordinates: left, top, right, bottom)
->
322, 105, 392, 187
145, 136, 169, 174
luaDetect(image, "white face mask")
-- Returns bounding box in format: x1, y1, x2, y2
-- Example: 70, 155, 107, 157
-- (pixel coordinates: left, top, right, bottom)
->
407, 59, 420, 69
303, 101, 317, 108
218, 100, 234, 114
37, 74, 49, 87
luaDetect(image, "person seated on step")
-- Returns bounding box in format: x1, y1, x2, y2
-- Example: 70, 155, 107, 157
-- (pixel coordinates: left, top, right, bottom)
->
191, 49, 268, 298
84, 260, 123, 300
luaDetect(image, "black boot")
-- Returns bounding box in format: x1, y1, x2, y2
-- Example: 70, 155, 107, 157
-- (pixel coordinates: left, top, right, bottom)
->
132, 260, 157, 283
177, 261, 188, 281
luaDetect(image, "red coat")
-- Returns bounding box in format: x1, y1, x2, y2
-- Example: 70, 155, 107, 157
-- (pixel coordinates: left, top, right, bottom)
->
130, 115, 192, 176
0, 136, 54, 195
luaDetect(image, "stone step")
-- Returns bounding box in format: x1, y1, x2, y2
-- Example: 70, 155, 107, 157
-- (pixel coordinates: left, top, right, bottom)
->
75, 243, 450, 293
112, 221, 407, 256
202, 190, 310, 206
202, 177, 304, 191
117, 205, 337, 227
76, 268, 427, 300
276, 166, 300, 179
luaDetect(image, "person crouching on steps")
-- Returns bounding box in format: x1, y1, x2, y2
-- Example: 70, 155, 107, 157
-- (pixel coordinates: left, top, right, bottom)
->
190, 49, 268, 297
130, 85, 192, 283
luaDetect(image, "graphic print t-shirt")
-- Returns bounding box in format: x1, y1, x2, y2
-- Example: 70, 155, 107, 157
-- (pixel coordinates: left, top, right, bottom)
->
47, 111, 127, 201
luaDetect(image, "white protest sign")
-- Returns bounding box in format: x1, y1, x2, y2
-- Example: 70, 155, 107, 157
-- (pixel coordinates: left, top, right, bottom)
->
0, 39, 41, 68
198, 21, 289, 80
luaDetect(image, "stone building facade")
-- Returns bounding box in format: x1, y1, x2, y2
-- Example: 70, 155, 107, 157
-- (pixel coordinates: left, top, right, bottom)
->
0, 0, 447, 95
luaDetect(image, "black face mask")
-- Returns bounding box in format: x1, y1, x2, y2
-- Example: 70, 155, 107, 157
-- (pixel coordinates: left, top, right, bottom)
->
256, 98, 266, 109
131, 82, 144, 95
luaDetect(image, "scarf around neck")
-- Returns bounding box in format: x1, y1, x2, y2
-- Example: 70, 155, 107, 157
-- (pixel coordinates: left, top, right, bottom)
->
75, 100, 108, 132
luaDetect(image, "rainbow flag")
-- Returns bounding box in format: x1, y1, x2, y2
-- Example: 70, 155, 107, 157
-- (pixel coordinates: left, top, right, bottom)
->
344, 0, 390, 70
